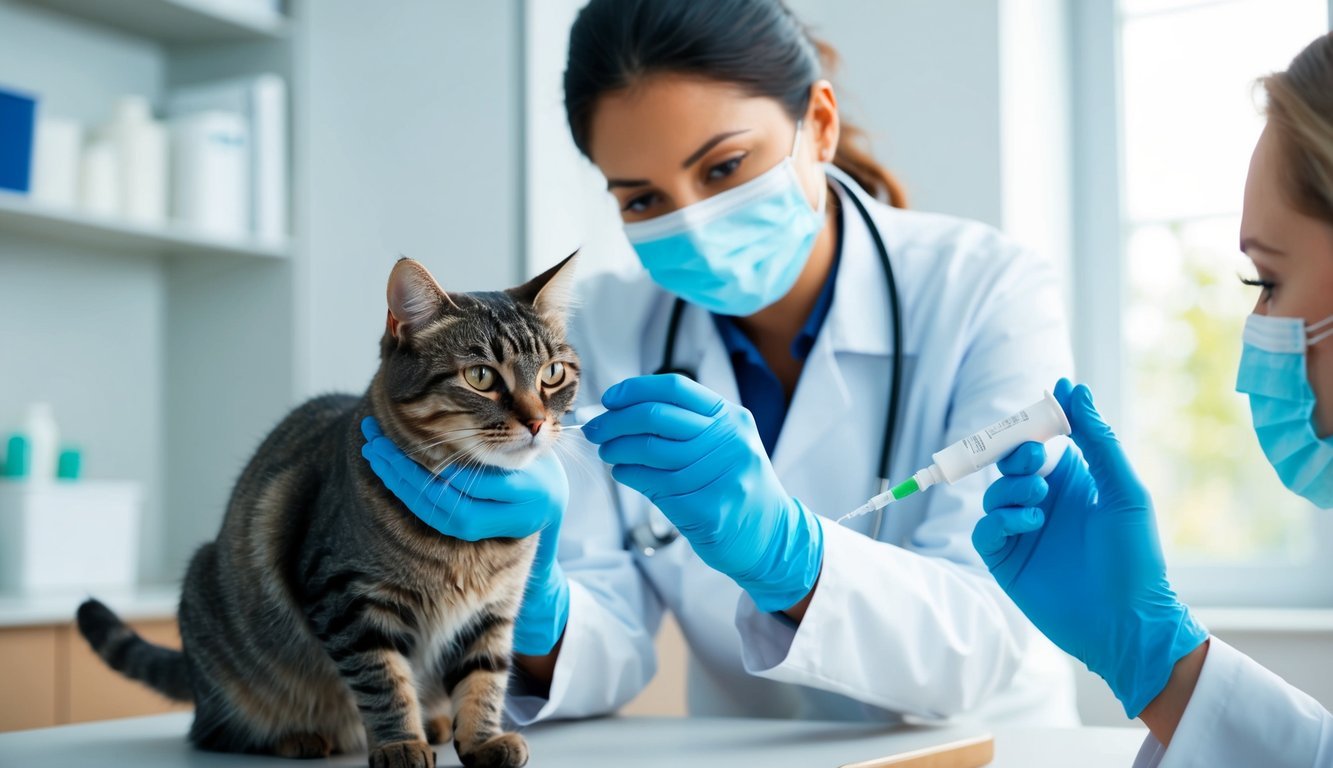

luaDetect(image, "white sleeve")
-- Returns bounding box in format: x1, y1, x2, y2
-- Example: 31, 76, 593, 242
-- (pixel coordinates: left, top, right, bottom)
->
735, 522, 1034, 717
735, 247, 1072, 717
506, 421, 664, 724
1131, 638, 1333, 768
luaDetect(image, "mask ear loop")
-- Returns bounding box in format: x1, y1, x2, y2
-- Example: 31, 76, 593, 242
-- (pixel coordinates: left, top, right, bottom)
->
1307, 315, 1333, 347
790, 118, 829, 215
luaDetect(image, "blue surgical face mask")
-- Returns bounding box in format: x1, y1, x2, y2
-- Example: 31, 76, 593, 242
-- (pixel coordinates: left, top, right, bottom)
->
1235, 311, 1333, 508
622, 121, 827, 316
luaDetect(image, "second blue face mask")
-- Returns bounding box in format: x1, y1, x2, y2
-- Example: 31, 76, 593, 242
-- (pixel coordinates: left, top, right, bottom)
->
1235, 312, 1333, 508
622, 123, 827, 317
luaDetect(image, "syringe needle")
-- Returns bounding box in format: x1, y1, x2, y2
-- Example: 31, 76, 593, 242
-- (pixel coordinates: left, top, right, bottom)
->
836, 492, 892, 524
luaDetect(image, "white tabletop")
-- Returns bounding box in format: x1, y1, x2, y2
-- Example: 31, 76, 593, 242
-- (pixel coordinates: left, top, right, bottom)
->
0, 713, 1145, 767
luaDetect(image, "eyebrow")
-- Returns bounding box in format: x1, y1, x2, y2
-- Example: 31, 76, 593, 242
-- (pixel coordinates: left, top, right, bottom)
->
1240, 237, 1286, 256
604, 129, 751, 190
681, 129, 749, 168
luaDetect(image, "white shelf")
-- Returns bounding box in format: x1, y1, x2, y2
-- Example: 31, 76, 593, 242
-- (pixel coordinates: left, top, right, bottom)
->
17, 0, 287, 43
0, 193, 289, 260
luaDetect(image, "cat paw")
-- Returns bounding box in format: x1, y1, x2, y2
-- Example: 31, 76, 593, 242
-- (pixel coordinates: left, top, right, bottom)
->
273, 732, 333, 759
423, 715, 452, 745
457, 732, 528, 768
370, 740, 436, 768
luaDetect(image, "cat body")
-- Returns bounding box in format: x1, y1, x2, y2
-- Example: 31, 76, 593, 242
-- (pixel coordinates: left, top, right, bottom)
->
77, 256, 580, 768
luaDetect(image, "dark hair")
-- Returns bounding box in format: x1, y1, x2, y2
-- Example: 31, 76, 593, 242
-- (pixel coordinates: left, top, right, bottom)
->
1262, 32, 1333, 224
563, 0, 907, 208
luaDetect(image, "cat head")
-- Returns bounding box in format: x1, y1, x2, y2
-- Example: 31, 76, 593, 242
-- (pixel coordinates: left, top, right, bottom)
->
371, 253, 580, 471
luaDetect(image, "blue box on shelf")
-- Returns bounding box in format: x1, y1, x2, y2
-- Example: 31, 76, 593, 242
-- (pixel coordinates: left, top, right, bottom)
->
0, 85, 37, 194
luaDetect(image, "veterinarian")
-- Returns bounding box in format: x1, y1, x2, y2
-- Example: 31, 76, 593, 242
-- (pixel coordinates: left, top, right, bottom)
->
368, 0, 1078, 726
974, 32, 1333, 767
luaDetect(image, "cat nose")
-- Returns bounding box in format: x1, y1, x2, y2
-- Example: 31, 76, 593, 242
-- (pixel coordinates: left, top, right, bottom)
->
526, 420, 544, 436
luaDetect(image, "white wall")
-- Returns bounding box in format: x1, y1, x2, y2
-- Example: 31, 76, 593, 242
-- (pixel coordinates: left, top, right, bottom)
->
523, 0, 635, 279
295, 0, 525, 397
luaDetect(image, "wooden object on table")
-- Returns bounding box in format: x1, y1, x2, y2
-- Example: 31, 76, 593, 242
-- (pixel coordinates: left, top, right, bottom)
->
841, 733, 995, 768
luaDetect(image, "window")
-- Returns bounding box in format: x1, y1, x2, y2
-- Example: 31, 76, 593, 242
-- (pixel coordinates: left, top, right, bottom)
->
1080, 0, 1333, 605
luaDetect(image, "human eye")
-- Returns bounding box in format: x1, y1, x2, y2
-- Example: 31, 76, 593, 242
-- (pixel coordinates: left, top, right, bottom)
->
1238, 274, 1276, 302
706, 153, 747, 182
622, 191, 660, 214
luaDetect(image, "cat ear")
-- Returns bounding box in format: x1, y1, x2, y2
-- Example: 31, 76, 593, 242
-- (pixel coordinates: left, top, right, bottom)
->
510, 250, 579, 331
386, 258, 453, 341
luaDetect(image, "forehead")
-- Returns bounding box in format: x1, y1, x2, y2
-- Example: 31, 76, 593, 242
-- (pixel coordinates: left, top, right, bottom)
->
587, 75, 791, 175
1242, 124, 1288, 237
423, 295, 554, 355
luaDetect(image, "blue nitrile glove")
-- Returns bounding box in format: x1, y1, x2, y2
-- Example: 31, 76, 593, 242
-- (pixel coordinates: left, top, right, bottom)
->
360, 417, 570, 655
972, 379, 1208, 719
581, 374, 823, 613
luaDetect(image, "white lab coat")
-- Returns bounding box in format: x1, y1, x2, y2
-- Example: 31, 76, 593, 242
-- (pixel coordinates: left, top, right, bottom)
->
1133, 638, 1332, 766
507, 168, 1079, 726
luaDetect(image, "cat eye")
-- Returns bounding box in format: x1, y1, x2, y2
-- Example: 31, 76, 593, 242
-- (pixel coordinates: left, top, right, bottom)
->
463, 365, 498, 392
540, 362, 565, 387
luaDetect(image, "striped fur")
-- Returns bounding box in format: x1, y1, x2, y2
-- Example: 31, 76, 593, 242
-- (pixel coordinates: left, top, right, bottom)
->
77, 255, 580, 768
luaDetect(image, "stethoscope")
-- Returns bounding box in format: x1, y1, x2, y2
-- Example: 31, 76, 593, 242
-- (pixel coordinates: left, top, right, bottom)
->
626, 175, 905, 555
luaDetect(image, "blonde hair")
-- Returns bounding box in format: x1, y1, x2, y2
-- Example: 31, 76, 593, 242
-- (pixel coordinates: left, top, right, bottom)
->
1262, 31, 1333, 224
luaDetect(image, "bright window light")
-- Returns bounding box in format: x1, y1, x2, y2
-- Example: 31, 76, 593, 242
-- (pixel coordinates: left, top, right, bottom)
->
1118, 0, 1328, 565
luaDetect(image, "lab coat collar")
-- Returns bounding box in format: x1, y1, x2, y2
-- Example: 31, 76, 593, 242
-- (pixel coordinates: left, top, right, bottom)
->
824, 165, 898, 358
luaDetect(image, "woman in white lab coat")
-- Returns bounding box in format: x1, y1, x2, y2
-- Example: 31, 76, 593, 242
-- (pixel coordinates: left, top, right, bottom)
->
365, 0, 1077, 725
976, 32, 1333, 766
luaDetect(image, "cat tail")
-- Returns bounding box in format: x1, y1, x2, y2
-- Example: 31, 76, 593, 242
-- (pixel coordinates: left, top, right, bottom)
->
76, 598, 193, 702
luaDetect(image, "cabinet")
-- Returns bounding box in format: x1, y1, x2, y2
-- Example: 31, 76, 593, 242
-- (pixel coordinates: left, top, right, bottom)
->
0, 616, 189, 732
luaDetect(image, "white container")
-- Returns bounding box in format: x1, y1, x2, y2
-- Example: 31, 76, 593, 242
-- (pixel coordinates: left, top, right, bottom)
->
0, 481, 141, 594
171, 110, 248, 237
916, 391, 1072, 490
21, 403, 58, 484
29, 116, 83, 208
108, 96, 168, 225
79, 136, 119, 217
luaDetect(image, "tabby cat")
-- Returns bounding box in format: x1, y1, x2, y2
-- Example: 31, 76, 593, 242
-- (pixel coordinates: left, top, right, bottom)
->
76, 255, 581, 768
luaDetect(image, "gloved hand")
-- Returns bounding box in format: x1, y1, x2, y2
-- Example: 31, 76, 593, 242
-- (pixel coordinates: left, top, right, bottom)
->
360, 417, 570, 655
973, 379, 1208, 718
582, 374, 823, 613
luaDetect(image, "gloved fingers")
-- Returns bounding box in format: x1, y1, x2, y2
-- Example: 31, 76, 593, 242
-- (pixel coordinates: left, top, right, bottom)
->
609, 462, 676, 500
580, 400, 716, 444
596, 433, 713, 471
361, 416, 386, 443
609, 462, 724, 523
600, 373, 727, 417
1053, 378, 1075, 414
996, 442, 1046, 476
362, 431, 428, 477
1066, 384, 1144, 501
983, 474, 1048, 512
972, 506, 1045, 556
363, 449, 409, 491
443, 452, 567, 506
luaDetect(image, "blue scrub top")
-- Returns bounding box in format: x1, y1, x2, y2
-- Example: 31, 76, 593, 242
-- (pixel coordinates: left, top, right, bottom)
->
711, 203, 844, 456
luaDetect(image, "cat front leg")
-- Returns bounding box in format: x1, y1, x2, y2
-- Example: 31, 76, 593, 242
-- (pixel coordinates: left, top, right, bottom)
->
318, 610, 434, 768
444, 612, 528, 768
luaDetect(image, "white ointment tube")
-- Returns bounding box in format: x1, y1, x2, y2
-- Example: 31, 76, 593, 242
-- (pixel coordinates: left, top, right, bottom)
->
840, 392, 1072, 524
914, 391, 1071, 492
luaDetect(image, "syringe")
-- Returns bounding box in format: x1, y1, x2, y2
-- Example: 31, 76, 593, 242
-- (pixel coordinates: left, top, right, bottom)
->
837, 391, 1071, 525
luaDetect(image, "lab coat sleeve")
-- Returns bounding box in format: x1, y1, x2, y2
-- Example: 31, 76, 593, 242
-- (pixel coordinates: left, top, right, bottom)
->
1131, 638, 1332, 768
505, 429, 663, 724
735, 241, 1071, 718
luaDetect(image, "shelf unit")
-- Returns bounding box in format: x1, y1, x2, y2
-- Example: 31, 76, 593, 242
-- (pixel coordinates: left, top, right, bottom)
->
0, 193, 289, 260
0, 0, 300, 592
14, 0, 287, 43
